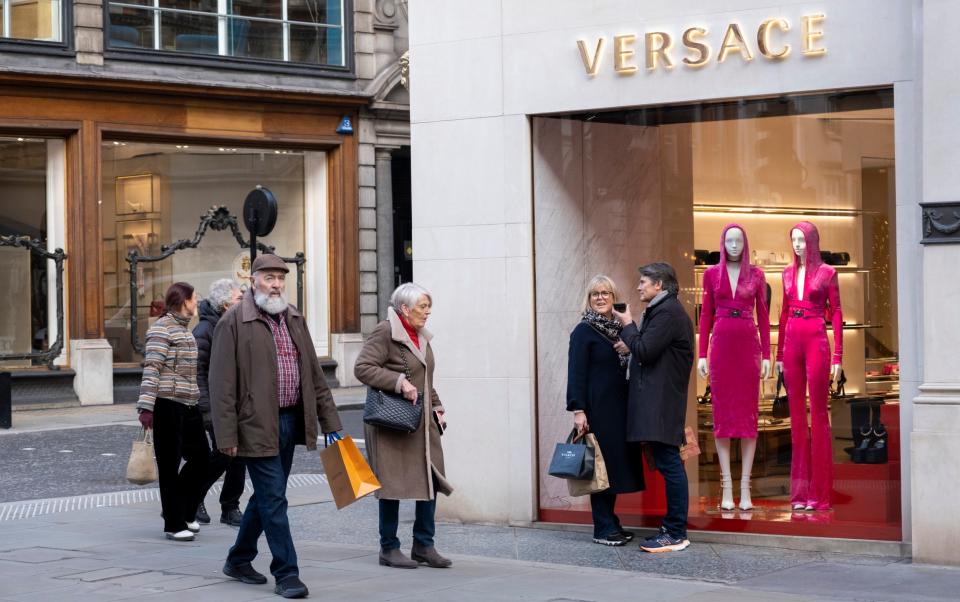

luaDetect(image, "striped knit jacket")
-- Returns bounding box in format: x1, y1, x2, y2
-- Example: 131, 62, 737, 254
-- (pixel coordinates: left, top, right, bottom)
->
136, 312, 200, 411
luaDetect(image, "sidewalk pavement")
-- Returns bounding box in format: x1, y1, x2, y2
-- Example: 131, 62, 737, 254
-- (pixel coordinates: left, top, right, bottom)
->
2, 401, 960, 601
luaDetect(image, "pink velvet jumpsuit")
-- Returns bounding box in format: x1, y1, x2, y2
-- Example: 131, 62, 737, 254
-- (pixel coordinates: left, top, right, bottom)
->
777, 221, 843, 510
699, 223, 771, 438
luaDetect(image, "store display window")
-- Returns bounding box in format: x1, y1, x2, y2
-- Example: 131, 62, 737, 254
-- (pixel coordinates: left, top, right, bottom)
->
101, 142, 326, 364
0, 136, 65, 368
533, 88, 900, 539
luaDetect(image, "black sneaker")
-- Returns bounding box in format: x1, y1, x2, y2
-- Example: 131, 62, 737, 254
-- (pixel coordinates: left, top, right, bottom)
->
196, 502, 211, 524
221, 508, 243, 527
593, 532, 629, 546
223, 561, 267, 585
618, 530, 635, 542
275, 575, 309, 599
639, 532, 690, 553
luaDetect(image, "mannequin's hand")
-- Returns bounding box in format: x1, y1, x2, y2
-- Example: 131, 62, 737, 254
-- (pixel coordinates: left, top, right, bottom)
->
831, 363, 842, 382
761, 359, 771, 380
697, 358, 708, 378
775, 361, 784, 376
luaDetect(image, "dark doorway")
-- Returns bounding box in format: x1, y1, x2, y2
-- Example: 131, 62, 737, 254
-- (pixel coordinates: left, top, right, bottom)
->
391, 147, 412, 286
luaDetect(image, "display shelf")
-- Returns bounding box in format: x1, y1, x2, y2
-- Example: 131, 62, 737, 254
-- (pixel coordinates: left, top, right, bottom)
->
693, 203, 871, 217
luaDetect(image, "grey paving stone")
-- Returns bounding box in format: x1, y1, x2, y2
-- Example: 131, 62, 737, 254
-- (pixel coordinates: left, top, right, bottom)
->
0, 546, 91, 563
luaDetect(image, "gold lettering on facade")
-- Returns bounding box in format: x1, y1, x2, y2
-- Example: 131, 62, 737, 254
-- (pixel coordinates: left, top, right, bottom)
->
682, 27, 710, 67
645, 32, 673, 70
614, 35, 639, 74
718, 23, 753, 63
802, 13, 826, 56
757, 18, 791, 59
575, 14, 825, 75
577, 38, 606, 76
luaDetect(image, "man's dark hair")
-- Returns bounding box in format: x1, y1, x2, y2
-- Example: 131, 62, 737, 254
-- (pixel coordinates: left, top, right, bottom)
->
638, 262, 679, 295
164, 281, 195, 314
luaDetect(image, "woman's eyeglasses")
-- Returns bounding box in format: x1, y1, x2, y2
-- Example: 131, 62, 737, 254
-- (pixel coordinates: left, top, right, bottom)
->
590, 291, 613, 299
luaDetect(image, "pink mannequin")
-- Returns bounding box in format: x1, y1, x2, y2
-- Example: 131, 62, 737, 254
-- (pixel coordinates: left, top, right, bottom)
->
698, 225, 771, 511
775, 222, 842, 511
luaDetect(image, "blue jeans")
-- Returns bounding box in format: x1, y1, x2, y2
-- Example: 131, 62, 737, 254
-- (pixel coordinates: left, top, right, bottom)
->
227, 411, 298, 581
648, 441, 689, 539
590, 490, 621, 538
379, 498, 436, 551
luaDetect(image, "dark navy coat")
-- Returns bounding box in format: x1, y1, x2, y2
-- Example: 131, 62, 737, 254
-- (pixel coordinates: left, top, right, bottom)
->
566, 322, 645, 494
620, 293, 695, 446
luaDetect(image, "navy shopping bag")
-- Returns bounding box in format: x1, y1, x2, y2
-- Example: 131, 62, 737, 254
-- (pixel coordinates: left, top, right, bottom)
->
547, 428, 595, 480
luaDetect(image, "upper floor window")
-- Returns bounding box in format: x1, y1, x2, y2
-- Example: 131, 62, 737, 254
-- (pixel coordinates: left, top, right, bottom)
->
0, 0, 64, 42
106, 1, 345, 67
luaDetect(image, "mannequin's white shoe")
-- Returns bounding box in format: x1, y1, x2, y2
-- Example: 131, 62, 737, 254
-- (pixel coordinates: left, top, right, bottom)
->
719, 477, 735, 510
739, 478, 753, 511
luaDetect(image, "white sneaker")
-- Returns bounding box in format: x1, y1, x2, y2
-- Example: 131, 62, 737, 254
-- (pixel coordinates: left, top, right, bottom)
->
165, 530, 195, 542
185, 521, 200, 533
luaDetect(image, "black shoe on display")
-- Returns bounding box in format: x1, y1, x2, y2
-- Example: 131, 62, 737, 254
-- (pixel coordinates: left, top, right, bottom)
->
221, 508, 244, 527
850, 425, 874, 463
196, 502, 211, 524
865, 424, 888, 464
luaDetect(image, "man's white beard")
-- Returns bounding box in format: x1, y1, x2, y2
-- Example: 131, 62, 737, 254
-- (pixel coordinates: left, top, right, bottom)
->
254, 290, 288, 315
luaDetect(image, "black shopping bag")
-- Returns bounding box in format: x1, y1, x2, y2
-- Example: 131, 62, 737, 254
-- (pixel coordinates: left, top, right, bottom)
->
548, 428, 595, 480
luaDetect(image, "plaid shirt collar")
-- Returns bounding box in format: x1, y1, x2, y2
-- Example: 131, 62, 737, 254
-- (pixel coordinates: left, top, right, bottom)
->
259, 307, 301, 408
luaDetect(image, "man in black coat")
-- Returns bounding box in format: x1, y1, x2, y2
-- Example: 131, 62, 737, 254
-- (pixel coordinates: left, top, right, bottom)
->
613, 262, 694, 553
194, 279, 246, 527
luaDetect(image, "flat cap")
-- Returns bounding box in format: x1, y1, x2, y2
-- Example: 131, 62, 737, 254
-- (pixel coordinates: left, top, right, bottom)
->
251, 253, 289, 273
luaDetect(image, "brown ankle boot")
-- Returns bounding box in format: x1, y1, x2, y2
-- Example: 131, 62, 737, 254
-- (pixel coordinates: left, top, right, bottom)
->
411, 544, 452, 568
379, 548, 418, 569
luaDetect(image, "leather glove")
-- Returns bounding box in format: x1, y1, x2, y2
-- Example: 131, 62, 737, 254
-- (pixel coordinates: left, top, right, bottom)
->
138, 410, 154, 430
201, 411, 213, 429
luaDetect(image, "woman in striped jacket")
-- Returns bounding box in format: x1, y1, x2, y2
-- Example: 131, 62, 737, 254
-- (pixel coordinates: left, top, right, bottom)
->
136, 282, 208, 542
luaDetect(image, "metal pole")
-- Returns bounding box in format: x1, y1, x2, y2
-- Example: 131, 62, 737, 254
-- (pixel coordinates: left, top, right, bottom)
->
0, 372, 11, 429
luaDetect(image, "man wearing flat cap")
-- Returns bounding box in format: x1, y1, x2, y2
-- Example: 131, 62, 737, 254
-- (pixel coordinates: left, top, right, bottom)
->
210, 253, 342, 599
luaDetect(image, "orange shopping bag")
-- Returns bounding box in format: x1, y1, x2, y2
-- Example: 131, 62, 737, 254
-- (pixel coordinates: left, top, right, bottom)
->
319, 436, 381, 509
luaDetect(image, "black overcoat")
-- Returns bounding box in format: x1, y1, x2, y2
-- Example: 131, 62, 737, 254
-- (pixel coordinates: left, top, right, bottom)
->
192, 299, 220, 414
566, 322, 645, 494
620, 293, 695, 446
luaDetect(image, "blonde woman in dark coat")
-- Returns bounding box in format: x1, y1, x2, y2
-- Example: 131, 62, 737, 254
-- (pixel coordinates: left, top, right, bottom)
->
355, 282, 454, 570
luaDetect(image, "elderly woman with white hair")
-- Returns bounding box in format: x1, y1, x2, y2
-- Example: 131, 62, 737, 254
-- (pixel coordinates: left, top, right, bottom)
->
193, 278, 245, 527
355, 282, 454, 570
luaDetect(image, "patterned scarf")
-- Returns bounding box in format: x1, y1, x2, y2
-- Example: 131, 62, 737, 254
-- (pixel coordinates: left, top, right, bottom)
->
581, 309, 629, 368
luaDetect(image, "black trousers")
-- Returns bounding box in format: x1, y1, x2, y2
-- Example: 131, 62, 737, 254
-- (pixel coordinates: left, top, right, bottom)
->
153, 398, 209, 533
200, 423, 246, 512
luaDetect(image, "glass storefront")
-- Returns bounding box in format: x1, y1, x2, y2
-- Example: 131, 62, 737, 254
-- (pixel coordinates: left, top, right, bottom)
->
0, 136, 64, 367
533, 89, 900, 539
100, 141, 324, 363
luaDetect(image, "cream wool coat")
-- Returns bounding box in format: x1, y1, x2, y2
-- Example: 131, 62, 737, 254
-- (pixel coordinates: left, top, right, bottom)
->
355, 307, 453, 500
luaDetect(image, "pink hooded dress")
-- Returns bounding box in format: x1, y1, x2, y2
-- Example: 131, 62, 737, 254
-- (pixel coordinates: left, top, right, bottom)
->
699, 224, 771, 439
777, 221, 843, 510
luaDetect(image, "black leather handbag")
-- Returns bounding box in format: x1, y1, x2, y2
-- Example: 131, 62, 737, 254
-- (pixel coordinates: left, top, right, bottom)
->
363, 346, 423, 433
772, 372, 790, 419
547, 429, 595, 480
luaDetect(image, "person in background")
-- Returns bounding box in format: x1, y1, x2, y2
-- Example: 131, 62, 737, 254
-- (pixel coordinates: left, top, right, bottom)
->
210, 253, 343, 599
613, 262, 695, 553
136, 281, 208, 542
567, 275, 645, 547
194, 278, 245, 527
355, 282, 454, 570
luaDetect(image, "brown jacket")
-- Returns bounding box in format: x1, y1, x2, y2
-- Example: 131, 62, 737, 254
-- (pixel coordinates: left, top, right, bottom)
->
355, 307, 453, 500
209, 290, 342, 457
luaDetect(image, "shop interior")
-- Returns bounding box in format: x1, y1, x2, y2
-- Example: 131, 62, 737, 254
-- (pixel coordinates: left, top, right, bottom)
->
533, 88, 901, 539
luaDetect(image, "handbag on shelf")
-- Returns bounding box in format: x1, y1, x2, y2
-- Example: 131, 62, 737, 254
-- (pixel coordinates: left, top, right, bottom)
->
566, 433, 609, 496
363, 346, 423, 433
548, 428, 595, 480
772, 372, 790, 419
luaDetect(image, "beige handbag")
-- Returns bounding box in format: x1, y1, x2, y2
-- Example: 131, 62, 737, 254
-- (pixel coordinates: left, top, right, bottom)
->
126, 428, 158, 485
567, 433, 609, 497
